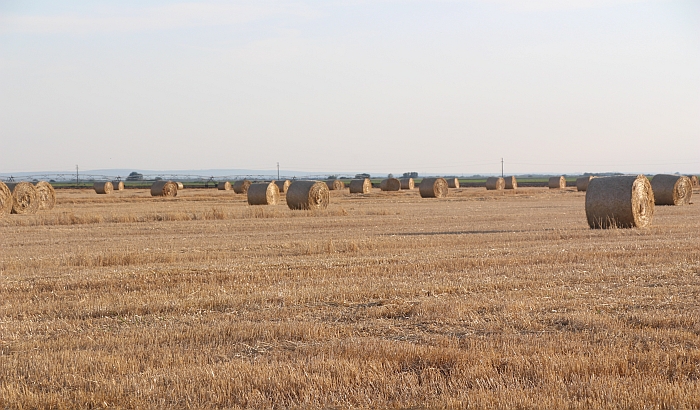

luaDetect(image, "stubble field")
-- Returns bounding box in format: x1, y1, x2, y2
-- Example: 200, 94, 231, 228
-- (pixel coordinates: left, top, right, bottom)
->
1, 185, 699, 409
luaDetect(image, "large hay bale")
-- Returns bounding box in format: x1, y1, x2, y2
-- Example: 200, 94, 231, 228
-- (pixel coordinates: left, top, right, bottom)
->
380, 178, 401, 191
689, 175, 699, 187
151, 180, 178, 197
349, 178, 372, 194
504, 176, 517, 190
485, 177, 505, 190
218, 181, 232, 191
548, 176, 566, 189
275, 180, 292, 193
6, 182, 39, 215
446, 178, 460, 188
176, 182, 184, 190
576, 176, 594, 192
94, 181, 113, 195
419, 177, 448, 198
650, 174, 692, 206
0, 182, 12, 218
286, 181, 329, 210
247, 182, 280, 205
112, 180, 125, 191
400, 178, 415, 190
34, 181, 56, 210
585, 175, 654, 229
325, 179, 345, 191
233, 179, 251, 194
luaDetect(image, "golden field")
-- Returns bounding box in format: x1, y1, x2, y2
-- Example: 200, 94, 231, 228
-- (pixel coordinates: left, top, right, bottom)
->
1, 186, 699, 409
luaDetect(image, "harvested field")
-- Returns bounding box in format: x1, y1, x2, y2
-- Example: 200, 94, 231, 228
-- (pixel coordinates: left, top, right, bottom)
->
1, 186, 699, 408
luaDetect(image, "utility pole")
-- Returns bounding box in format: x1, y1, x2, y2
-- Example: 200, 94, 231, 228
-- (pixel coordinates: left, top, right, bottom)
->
277, 162, 280, 180
501, 158, 504, 178
76, 165, 79, 187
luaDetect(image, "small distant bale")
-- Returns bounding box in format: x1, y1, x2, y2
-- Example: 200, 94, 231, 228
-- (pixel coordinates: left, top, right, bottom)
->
286, 181, 330, 210
233, 179, 251, 194
112, 181, 125, 191
325, 179, 345, 191
7, 182, 39, 215
151, 180, 178, 197
349, 178, 372, 194
689, 175, 699, 187
504, 176, 517, 190
419, 177, 449, 198
0, 182, 12, 218
275, 180, 292, 193
176, 182, 184, 190
400, 178, 415, 190
585, 175, 654, 229
380, 178, 401, 191
247, 182, 280, 206
650, 174, 692, 206
446, 178, 460, 188
485, 177, 505, 190
576, 176, 594, 192
548, 176, 566, 189
218, 181, 232, 191
94, 181, 113, 195
34, 181, 56, 210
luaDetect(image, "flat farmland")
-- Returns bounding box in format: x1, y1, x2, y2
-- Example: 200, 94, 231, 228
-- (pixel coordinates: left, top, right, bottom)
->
1, 186, 699, 409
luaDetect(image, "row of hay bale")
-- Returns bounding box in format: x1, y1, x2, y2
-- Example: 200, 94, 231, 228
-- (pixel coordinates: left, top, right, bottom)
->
0, 181, 56, 217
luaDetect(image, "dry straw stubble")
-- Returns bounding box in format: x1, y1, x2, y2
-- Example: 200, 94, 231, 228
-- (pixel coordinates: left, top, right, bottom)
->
650, 174, 692, 206
399, 178, 415, 190
419, 177, 449, 198
286, 180, 330, 210
380, 178, 401, 191
233, 179, 252, 194
218, 181, 232, 191
0, 182, 12, 218
585, 175, 654, 229
504, 176, 517, 189
151, 181, 178, 197
6, 182, 40, 215
94, 182, 113, 195
325, 179, 345, 191
247, 182, 280, 206
576, 176, 594, 192
35, 181, 56, 210
549, 176, 566, 189
275, 180, 292, 193
485, 177, 505, 190
349, 178, 372, 194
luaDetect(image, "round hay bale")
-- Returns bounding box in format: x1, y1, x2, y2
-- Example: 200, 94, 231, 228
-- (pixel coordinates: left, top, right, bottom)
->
247, 182, 280, 206
446, 178, 460, 188
485, 177, 505, 190
585, 175, 654, 229
151, 180, 178, 197
0, 182, 12, 218
689, 175, 699, 187
176, 182, 184, 190
504, 176, 517, 190
349, 178, 372, 194
548, 176, 566, 189
6, 182, 39, 215
218, 181, 232, 191
112, 180, 125, 191
650, 174, 692, 206
94, 181, 113, 195
400, 178, 415, 190
286, 181, 330, 210
419, 177, 449, 198
380, 178, 401, 191
576, 176, 594, 192
275, 180, 292, 193
325, 179, 345, 191
233, 179, 251, 194
34, 181, 56, 210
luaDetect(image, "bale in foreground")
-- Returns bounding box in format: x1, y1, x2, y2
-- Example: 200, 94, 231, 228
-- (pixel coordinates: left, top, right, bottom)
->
650, 174, 692, 206
325, 179, 345, 191
419, 178, 448, 198
549, 176, 566, 189
112, 181, 125, 191
446, 178, 460, 188
233, 179, 251, 194
349, 178, 372, 194
504, 176, 517, 190
94, 182, 113, 195
218, 181, 232, 191
400, 178, 415, 190
151, 181, 178, 197
585, 175, 654, 229
7, 182, 39, 215
485, 177, 505, 190
380, 178, 401, 191
576, 176, 594, 192
0, 182, 12, 218
275, 180, 291, 193
34, 181, 56, 210
286, 181, 329, 210
247, 182, 280, 205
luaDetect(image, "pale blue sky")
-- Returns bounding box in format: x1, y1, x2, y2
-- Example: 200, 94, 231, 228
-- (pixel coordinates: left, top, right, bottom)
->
1, 0, 698, 175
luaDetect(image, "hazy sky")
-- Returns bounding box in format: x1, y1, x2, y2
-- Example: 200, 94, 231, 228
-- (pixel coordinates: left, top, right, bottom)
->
1, 0, 698, 176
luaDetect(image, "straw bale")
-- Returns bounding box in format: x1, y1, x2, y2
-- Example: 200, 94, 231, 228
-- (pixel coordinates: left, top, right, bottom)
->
325, 179, 345, 191
233, 179, 251, 194
485, 177, 505, 190
112, 181, 125, 191
446, 178, 460, 188
275, 180, 291, 193
151, 180, 178, 197
34, 181, 56, 210
400, 178, 415, 190
504, 176, 517, 190
548, 176, 566, 189
286, 181, 329, 210
349, 178, 372, 194
576, 176, 594, 192
7, 182, 39, 215
585, 175, 654, 229
380, 178, 401, 191
690, 175, 699, 187
419, 177, 449, 198
650, 174, 692, 206
247, 182, 280, 205
0, 182, 12, 218
94, 182, 113, 195
176, 182, 184, 190
218, 181, 232, 191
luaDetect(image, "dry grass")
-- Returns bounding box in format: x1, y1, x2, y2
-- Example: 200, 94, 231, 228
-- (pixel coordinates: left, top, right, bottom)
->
1, 187, 699, 408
